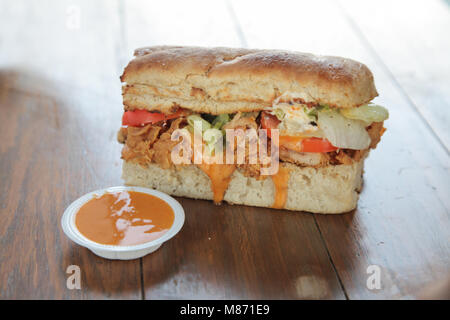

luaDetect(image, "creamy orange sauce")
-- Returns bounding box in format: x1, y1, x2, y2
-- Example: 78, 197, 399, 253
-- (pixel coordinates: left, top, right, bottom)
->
271, 166, 290, 209
197, 163, 236, 204
75, 191, 174, 246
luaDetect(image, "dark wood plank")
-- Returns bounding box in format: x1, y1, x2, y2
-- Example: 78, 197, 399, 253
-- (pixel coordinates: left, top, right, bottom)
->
230, 0, 450, 299
3, 0, 448, 300
123, 0, 347, 299
315, 62, 450, 298
339, 0, 450, 150
0, 1, 141, 299
142, 199, 345, 299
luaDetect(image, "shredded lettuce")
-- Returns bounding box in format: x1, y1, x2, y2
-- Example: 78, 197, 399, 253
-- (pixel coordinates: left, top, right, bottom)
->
340, 104, 389, 124
187, 115, 211, 132
203, 128, 223, 155
186, 114, 229, 154
317, 104, 331, 112
303, 107, 318, 121
212, 114, 230, 129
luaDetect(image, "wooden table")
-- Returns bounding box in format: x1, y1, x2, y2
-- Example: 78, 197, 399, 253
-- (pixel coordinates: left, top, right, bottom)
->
1, 0, 449, 299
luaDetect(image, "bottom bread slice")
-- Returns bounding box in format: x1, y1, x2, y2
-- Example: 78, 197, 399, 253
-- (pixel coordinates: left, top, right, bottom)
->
122, 160, 365, 214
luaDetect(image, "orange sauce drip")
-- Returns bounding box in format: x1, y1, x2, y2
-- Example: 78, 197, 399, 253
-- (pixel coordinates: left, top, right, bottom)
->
75, 191, 174, 246
197, 163, 236, 204
271, 166, 290, 209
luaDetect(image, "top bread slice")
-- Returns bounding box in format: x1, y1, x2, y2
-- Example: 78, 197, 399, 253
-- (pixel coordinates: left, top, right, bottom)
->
121, 46, 378, 115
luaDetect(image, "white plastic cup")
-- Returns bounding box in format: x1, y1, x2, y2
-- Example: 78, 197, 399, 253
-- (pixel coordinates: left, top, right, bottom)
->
61, 186, 185, 260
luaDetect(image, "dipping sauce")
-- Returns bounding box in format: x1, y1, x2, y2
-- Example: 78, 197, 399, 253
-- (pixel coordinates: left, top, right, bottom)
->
75, 191, 174, 246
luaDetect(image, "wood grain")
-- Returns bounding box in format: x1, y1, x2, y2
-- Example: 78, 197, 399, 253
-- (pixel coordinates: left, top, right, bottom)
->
141, 199, 346, 299
0, 0, 141, 299
229, 0, 450, 299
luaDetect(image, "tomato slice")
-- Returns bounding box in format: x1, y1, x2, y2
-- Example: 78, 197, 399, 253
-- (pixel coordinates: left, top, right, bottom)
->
278, 136, 338, 153
260, 111, 281, 138
301, 137, 338, 153
260, 111, 337, 153
122, 109, 183, 126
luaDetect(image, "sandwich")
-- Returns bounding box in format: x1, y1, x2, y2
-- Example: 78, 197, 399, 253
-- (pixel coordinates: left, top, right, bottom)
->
117, 46, 388, 214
